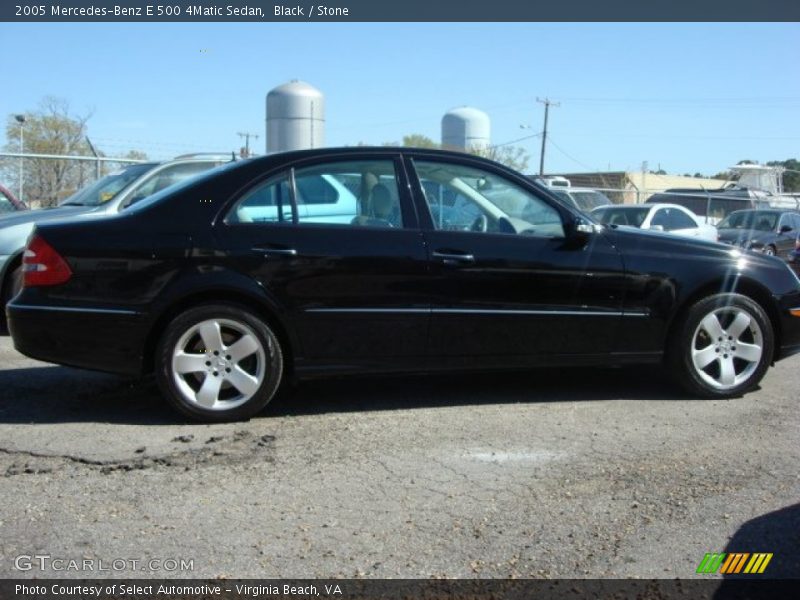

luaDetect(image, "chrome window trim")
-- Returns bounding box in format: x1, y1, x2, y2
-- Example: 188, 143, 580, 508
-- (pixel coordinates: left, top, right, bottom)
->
11, 304, 140, 316
305, 308, 648, 317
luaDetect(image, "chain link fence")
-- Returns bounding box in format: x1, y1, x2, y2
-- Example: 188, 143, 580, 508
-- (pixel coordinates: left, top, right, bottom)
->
0, 152, 148, 208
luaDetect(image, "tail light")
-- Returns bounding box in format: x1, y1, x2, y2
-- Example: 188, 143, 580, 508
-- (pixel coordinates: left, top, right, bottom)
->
23, 234, 73, 288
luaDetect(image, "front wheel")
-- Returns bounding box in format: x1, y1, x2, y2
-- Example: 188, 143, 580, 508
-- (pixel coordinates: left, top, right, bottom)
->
156, 304, 284, 422
669, 293, 773, 399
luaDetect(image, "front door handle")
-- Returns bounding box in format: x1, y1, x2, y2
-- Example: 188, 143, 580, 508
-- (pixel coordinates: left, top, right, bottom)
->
252, 246, 297, 257
432, 250, 475, 265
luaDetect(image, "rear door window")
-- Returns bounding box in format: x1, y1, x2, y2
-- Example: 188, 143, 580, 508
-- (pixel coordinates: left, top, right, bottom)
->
227, 159, 406, 229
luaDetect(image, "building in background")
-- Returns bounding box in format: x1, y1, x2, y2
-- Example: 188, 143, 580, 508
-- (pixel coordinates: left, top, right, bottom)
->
441, 107, 490, 151
549, 171, 728, 204
266, 80, 325, 153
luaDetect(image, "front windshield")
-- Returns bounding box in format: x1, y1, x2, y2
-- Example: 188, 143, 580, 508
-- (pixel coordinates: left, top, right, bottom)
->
718, 210, 778, 232
124, 160, 242, 213
571, 191, 611, 211
593, 206, 651, 228
60, 163, 155, 207
550, 189, 575, 206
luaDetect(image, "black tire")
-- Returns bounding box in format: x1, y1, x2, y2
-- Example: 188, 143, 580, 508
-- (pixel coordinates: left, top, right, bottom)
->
668, 293, 773, 399
155, 303, 284, 422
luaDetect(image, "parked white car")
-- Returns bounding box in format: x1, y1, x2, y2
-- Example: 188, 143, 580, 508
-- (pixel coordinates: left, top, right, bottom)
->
591, 203, 718, 241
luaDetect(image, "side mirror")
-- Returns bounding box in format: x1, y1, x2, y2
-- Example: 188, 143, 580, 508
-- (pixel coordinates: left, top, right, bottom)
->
569, 216, 597, 238
650, 224, 664, 232
780, 225, 793, 234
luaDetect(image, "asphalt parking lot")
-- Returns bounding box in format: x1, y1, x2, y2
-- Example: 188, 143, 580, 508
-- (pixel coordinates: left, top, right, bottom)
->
0, 335, 797, 579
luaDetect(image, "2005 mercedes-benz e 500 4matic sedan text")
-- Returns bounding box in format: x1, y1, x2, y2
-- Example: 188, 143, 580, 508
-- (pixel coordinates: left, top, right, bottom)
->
8, 148, 800, 422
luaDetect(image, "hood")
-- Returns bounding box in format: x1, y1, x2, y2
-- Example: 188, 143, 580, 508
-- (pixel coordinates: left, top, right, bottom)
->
0, 205, 92, 228
604, 224, 791, 277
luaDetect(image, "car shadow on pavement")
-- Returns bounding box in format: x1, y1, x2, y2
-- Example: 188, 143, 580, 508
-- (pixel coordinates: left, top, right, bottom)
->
712, 503, 800, 598
0, 363, 707, 425
265, 364, 688, 418
0, 366, 177, 425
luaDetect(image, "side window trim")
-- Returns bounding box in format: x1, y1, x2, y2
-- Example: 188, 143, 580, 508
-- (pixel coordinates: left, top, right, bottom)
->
287, 167, 299, 225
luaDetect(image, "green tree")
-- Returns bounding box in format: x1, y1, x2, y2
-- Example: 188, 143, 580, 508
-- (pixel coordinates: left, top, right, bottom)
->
470, 145, 530, 173
3, 97, 94, 207
402, 134, 439, 149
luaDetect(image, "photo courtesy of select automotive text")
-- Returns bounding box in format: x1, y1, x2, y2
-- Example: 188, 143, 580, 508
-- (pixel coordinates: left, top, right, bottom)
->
1, 1, 799, 599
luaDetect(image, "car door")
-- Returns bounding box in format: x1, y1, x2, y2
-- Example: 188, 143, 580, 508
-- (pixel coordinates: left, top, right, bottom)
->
404, 153, 627, 367
776, 213, 798, 258
216, 153, 430, 368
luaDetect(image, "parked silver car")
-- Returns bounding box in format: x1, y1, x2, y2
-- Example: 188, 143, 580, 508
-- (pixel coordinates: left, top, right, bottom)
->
0, 153, 234, 309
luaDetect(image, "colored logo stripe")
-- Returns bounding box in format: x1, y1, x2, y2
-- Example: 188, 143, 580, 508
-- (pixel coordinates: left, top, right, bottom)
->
697, 552, 773, 574
697, 553, 726, 573
744, 553, 773, 574
720, 553, 749, 574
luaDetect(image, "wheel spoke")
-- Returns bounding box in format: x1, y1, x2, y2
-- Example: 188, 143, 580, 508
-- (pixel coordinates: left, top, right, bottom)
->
227, 334, 259, 363
700, 313, 725, 340
734, 342, 762, 363
198, 321, 224, 353
195, 374, 223, 408
719, 356, 736, 387
225, 366, 260, 397
727, 312, 751, 340
174, 352, 208, 374
692, 345, 718, 370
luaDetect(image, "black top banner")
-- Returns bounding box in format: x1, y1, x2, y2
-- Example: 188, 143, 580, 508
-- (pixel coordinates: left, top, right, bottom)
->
2, 0, 800, 22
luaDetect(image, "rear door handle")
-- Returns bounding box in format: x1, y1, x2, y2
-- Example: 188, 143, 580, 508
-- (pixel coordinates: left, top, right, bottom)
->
252, 246, 297, 257
432, 250, 475, 264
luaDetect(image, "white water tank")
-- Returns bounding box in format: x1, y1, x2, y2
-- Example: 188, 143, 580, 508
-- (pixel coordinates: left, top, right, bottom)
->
266, 80, 325, 153
441, 106, 490, 151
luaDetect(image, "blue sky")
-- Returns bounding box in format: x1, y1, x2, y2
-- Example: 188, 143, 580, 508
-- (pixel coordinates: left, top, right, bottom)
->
2, 22, 799, 175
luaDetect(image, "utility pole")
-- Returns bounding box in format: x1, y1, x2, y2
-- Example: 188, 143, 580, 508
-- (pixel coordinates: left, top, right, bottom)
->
237, 131, 259, 158
536, 97, 559, 176
85, 136, 101, 180
14, 114, 26, 202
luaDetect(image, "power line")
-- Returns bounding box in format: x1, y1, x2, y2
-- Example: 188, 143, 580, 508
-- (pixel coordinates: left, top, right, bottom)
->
546, 136, 600, 172
489, 133, 541, 149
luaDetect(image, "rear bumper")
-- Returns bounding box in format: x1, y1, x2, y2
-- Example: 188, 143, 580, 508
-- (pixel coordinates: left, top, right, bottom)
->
7, 302, 148, 375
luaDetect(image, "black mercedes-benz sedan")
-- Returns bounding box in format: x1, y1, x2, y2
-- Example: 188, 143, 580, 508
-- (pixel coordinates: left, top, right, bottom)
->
8, 148, 800, 422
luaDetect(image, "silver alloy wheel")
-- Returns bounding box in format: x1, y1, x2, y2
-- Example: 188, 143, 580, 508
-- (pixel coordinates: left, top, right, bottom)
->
690, 307, 763, 390
171, 318, 267, 411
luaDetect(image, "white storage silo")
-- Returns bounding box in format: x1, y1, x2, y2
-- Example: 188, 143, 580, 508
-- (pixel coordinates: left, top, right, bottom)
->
441, 107, 490, 151
266, 80, 325, 153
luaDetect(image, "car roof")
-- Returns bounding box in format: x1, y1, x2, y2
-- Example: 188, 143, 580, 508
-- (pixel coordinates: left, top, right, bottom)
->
728, 208, 788, 215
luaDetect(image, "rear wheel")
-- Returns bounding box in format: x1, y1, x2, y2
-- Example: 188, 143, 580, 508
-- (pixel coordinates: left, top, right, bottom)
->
669, 293, 773, 398
156, 304, 283, 422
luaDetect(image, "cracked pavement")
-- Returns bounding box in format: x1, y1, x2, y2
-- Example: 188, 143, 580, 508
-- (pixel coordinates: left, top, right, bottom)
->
0, 336, 798, 578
